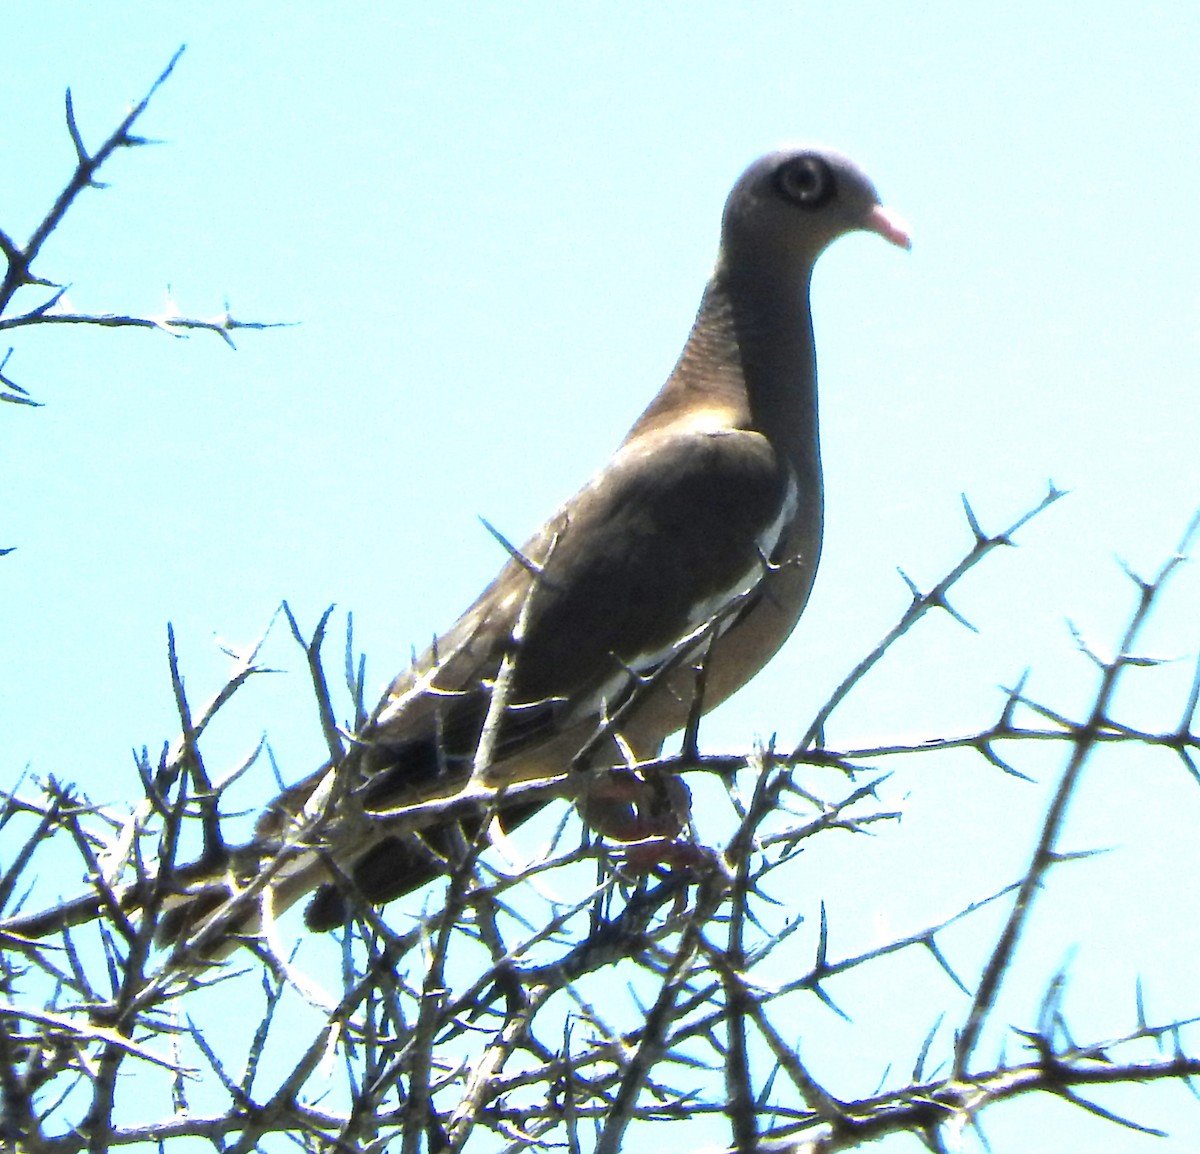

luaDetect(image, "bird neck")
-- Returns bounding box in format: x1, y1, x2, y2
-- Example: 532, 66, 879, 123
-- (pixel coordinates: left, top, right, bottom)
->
623, 264, 821, 480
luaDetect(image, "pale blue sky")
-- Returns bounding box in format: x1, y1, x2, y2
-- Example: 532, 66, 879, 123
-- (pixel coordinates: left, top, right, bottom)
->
3, 6, 1199, 1150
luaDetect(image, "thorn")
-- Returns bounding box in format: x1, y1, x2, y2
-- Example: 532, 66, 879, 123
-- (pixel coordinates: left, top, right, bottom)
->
63, 88, 88, 162
896, 566, 921, 598
1066, 619, 1105, 667
934, 591, 979, 634
912, 1013, 945, 1081
33, 285, 70, 317
0, 394, 42, 409
975, 740, 1034, 782
1049, 846, 1109, 863
815, 901, 829, 970
1115, 555, 1151, 593
961, 492, 985, 542
997, 670, 1030, 729
1176, 748, 1200, 787
924, 936, 968, 994
1175, 505, 1200, 555
479, 515, 543, 577
1122, 654, 1168, 668
810, 980, 851, 1021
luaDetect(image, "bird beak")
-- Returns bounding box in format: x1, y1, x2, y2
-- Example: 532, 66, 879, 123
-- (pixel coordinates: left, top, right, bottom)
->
864, 204, 912, 251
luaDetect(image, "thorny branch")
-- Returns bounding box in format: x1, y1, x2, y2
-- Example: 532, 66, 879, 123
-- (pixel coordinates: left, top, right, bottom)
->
2, 494, 1199, 1151
795, 484, 1066, 759
0, 47, 286, 410
953, 507, 1200, 1077
4, 64, 1197, 1154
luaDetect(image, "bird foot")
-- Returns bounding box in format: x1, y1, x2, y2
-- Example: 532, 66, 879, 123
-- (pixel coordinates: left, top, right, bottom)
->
578, 767, 691, 842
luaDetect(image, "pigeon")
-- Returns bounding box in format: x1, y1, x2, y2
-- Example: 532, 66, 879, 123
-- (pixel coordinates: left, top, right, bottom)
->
3, 147, 909, 952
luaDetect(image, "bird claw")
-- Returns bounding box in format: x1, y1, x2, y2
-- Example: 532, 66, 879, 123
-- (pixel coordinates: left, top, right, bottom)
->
578, 767, 692, 842
620, 837, 716, 872
617, 839, 724, 916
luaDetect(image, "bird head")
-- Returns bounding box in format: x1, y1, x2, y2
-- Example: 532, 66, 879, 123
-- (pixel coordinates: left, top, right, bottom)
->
718, 147, 911, 274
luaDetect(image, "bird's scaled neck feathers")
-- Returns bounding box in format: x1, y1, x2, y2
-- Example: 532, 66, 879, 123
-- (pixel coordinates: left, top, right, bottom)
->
623, 261, 820, 477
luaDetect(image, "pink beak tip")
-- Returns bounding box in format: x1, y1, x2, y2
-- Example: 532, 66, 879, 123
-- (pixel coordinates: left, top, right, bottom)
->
866, 204, 913, 251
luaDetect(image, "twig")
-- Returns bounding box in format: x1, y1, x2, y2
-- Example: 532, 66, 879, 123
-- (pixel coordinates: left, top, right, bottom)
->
954, 509, 1200, 1076
795, 485, 1065, 758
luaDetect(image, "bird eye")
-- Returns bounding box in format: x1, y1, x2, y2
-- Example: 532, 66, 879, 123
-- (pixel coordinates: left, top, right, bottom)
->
774, 155, 834, 209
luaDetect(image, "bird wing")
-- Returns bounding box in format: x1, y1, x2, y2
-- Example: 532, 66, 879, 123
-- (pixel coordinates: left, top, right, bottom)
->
355, 421, 797, 808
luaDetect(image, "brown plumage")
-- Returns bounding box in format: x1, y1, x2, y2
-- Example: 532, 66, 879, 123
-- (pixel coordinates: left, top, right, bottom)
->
269, 147, 910, 936
3, 148, 909, 953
